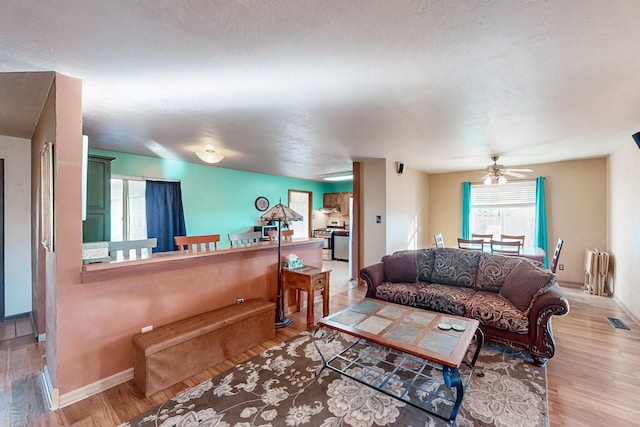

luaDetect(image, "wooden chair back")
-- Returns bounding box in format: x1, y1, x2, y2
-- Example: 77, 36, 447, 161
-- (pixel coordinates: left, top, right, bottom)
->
550, 238, 564, 273
434, 233, 445, 248
228, 231, 262, 247
174, 234, 220, 252
490, 239, 521, 256
500, 234, 525, 248
457, 238, 484, 251
471, 233, 493, 244
268, 229, 294, 241
108, 238, 157, 258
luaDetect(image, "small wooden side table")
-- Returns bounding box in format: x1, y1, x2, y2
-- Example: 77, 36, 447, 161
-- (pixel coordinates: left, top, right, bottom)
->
283, 266, 331, 329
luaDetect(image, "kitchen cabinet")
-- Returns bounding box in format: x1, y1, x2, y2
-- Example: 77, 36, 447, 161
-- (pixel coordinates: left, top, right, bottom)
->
323, 192, 352, 215
323, 192, 340, 209
83, 155, 114, 242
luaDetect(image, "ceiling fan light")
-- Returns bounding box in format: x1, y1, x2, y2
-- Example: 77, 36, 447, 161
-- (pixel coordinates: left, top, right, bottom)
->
195, 149, 224, 164
483, 176, 492, 185
498, 175, 507, 185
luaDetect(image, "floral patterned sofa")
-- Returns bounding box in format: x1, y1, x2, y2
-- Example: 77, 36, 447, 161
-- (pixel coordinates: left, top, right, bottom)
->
359, 247, 569, 366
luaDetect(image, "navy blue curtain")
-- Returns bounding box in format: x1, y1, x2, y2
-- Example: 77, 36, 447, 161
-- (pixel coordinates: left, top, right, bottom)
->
145, 181, 186, 252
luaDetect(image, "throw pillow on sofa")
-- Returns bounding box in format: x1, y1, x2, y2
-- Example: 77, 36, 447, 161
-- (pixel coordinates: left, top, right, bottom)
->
382, 251, 417, 283
431, 248, 481, 288
500, 259, 554, 315
416, 248, 435, 282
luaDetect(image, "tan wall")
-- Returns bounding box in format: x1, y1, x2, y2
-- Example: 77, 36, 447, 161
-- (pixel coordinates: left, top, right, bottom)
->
360, 159, 387, 266
428, 158, 607, 283
608, 142, 640, 320
62, 243, 320, 393
385, 161, 429, 253
31, 77, 59, 380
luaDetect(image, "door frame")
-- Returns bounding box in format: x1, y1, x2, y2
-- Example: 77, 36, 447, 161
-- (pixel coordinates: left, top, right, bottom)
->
288, 189, 312, 238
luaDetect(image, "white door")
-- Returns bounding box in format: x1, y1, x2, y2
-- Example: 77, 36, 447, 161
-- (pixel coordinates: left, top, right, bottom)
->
288, 190, 311, 238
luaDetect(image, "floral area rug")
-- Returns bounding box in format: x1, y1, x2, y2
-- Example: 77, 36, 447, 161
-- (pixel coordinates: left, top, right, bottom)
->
120, 331, 547, 427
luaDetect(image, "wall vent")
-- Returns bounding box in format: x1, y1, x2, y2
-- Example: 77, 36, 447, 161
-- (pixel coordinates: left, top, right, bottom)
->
606, 317, 630, 330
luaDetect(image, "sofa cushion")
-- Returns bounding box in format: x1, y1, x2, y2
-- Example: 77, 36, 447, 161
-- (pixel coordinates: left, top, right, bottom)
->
475, 253, 521, 292
500, 259, 554, 315
465, 291, 529, 334
416, 248, 436, 282
414, 283, 477, 316
382, 251, 417, 283
376, 282, 424, 306
431, 248, 481, 288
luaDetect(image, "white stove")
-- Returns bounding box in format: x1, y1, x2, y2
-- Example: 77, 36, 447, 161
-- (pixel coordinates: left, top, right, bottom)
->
314, 220, 348, 261
313, 228, 334, 260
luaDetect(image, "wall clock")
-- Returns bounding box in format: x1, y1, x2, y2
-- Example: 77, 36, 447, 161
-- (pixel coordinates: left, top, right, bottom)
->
255, 196, 270, 212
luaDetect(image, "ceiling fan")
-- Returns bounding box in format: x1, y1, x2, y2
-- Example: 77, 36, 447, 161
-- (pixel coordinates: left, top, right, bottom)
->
482, 155, 532, 185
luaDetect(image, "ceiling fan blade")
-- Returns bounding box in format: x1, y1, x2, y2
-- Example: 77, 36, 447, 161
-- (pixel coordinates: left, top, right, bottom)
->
505, 168, 533, 172
502, 170, 527, 178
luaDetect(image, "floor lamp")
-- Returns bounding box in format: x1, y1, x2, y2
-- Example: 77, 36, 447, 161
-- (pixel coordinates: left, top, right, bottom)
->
260, 199, 303, 328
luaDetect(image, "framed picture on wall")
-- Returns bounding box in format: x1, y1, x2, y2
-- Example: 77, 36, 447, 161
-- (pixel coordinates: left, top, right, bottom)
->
41, 142, 54, 251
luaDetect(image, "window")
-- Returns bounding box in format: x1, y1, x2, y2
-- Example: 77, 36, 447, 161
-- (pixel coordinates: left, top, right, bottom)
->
111, 177, 147, 241
469, 180, 536, 245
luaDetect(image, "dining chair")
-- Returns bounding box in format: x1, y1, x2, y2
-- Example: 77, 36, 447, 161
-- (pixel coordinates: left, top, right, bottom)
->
108, 238, 157, 258
434, 233, 445, 248
549, 238, 564, 273
268, 229, 294, 241
500, 234, 525, 248
490, 239, 521, 255
457, 238, 484, 251
228, 231, 262, 247
471, 233, 493, 245
174, 234, 221, 252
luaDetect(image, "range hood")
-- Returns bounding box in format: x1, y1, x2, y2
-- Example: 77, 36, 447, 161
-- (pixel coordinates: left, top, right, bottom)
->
320, 206, 340, 213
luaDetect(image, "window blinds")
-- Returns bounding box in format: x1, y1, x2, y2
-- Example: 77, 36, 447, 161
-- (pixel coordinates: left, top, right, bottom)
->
471, 180, 536, 206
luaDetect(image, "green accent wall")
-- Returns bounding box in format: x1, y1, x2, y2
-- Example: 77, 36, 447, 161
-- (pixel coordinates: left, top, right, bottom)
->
89, 149, 352, 237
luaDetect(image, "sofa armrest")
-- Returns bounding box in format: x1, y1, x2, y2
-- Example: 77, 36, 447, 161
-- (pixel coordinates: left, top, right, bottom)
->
360, 263, 384, 298
527, 283, 570, 362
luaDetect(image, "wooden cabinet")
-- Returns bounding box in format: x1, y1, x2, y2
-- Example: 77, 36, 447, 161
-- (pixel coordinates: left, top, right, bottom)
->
323, 193, 340, 209
338, 192, 352, 215
82, 155, 114, 242
283, 266, 331, 329
323, 192, 352, 215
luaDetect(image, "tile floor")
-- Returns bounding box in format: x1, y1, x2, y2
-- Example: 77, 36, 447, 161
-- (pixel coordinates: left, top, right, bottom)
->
321, 259, 358, 296
0, 315, 34, 341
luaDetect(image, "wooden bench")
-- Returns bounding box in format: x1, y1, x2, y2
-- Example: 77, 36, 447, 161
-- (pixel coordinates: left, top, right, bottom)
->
132, 299, 275, 396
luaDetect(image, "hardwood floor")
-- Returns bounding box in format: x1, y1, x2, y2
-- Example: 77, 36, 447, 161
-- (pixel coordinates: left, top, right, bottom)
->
1, 284, 639, 426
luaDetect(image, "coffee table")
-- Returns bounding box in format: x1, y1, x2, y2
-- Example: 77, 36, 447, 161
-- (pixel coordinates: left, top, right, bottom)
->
314, 298, 484, 423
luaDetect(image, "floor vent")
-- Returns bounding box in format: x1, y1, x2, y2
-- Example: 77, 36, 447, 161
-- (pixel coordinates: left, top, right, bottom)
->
606, 317, 630, 330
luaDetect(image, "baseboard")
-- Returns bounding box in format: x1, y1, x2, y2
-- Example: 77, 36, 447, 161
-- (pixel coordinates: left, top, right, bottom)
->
57, 368, 134, 409
40, 365, 60, 410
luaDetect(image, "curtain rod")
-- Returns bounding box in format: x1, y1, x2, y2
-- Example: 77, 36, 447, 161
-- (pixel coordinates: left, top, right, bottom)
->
112, 174, 180, 183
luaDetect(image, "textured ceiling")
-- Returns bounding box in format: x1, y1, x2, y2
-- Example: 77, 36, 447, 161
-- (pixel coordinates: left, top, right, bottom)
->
1, 1, 639, 181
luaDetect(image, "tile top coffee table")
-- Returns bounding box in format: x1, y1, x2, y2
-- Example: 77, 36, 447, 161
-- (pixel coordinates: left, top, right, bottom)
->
314, 298, 484, 423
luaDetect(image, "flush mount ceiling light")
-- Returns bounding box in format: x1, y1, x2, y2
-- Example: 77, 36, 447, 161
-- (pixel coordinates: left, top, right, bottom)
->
195, 149, 224, 164
321, 171, 353, 182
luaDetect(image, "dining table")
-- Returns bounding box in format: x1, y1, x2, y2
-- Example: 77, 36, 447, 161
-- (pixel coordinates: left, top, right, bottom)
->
482, 245, 545, 263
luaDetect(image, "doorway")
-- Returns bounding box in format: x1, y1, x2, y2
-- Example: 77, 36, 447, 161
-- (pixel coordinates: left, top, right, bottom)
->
288, 190, 311, 238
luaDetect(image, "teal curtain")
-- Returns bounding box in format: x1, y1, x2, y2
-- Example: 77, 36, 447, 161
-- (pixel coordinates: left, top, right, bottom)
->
534, 176, 549, 267
461, 182, 471, 239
